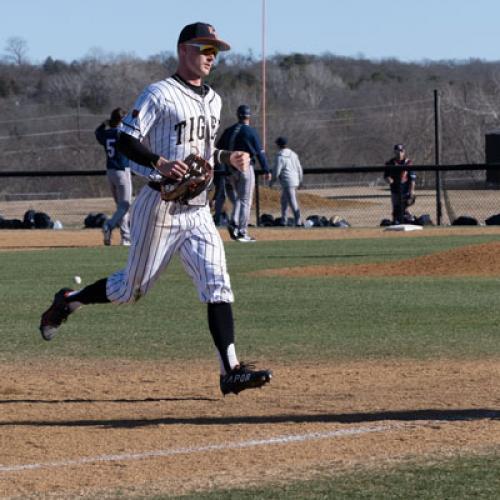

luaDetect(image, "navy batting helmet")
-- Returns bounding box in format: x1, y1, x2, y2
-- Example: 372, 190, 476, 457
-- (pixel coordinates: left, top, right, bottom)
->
275, 136, 288, 147
237, 104, 251, 118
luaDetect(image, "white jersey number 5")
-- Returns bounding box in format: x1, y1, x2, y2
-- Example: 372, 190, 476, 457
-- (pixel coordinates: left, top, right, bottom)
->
106, 139, 116, 158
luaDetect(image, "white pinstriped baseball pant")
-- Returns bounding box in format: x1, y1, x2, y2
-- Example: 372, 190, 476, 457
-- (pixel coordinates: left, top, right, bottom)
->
106, 186, 234, 304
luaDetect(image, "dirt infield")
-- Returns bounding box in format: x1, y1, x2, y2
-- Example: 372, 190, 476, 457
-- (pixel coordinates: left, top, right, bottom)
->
255, 241, 500, 278
2, 229, 500, 497
1, 225, 500, 250
1, 359, 500, 498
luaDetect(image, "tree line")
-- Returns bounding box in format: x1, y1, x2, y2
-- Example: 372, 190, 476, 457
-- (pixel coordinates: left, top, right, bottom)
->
1, 36, 500, 175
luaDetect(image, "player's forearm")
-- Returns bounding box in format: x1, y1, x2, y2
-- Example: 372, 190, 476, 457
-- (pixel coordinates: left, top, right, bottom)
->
117, 133, 160, 167
129, 162, 161, 180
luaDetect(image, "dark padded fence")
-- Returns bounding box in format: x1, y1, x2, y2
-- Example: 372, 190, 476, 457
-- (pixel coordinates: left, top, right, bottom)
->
1, 164, 500, 229
255, 164, 500, 227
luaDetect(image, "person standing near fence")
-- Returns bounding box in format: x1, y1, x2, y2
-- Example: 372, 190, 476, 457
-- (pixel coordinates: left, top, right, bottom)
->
216, 105, 272, 242
95, 108, 132, 246
384, 144, 416, 224
271, 136, 303, 227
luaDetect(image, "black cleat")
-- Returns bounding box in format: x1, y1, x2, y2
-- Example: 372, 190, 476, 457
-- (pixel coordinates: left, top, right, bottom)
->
227, 222, 238, 241
39, 288, 75, 341
220, 363, 272, 395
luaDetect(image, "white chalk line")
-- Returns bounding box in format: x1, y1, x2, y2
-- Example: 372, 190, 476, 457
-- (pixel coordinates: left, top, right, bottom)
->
0, 423, 404, 473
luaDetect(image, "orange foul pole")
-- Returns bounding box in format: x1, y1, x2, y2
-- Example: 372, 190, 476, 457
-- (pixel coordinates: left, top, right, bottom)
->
261, 0, 267, 150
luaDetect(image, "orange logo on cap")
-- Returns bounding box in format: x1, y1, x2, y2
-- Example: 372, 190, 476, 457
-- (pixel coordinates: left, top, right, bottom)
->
208, 25, 216, 35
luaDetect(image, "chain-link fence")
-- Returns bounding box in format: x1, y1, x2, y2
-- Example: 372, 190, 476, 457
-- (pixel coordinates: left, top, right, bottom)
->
0, 165, 499, 230
0, 171, 148, 229
255, 164, 500, 227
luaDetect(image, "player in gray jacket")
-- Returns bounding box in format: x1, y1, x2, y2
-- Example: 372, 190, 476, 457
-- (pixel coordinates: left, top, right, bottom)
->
271, 137, 303, 226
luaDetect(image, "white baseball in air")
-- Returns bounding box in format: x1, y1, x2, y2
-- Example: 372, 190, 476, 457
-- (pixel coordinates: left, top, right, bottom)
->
73, 276, 82, 285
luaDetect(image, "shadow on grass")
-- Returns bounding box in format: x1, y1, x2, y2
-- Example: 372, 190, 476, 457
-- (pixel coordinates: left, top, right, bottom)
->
1, 408, 498, 428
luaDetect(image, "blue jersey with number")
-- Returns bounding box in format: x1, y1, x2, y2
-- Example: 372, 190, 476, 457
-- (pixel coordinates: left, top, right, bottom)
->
95, 124, 129, 170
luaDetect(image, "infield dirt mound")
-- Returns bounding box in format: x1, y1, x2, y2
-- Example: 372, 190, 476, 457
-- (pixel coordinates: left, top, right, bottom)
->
255, 241, 500, 278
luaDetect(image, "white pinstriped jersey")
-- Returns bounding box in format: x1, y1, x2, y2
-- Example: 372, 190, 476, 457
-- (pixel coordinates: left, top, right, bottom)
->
122, 76, 221, 205
106, 75, 234, 307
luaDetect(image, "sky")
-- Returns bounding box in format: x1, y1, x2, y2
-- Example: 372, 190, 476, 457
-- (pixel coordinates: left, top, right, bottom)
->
2, 0, 500, 63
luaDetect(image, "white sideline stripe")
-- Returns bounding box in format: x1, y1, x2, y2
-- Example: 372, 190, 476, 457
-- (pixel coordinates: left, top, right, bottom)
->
0, 424, 401, 473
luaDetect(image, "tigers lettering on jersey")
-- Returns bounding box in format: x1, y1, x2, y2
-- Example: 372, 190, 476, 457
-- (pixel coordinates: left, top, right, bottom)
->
174, 115, 219, 145
122, 77, 222, 172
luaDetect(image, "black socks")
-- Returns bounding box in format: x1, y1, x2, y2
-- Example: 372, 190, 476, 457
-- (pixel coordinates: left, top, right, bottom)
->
208, 302, 235, 374
68, 278, 110, 304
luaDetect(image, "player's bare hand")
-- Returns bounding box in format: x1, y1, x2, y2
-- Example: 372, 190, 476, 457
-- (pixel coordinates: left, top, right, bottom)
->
229, 151, 250, 172
155, 157, 189, 181
264, 172, 272, 182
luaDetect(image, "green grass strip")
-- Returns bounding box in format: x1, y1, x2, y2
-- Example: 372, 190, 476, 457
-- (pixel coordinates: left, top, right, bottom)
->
2, 234, 499, 362
172, 452, 500, 500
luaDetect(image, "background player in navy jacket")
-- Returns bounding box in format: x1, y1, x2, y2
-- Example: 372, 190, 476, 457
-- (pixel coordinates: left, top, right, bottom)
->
95, 108, 132, 246
216, 105, 271, 242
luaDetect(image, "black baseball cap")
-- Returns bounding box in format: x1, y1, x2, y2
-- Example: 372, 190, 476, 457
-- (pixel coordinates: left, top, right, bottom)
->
178, 22, 231, 51
276, 136, 288, 147
394, 144, 405, 151
237, 104, 251, 118
109, 108, 126, 127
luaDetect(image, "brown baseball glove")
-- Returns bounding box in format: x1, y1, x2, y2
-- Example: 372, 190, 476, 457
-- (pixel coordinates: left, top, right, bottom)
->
160, 154, 214, 203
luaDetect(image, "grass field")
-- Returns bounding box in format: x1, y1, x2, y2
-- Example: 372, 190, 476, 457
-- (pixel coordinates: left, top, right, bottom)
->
1, 231, 500, 498
4, 233, 500, 361
174, 453, 500, 499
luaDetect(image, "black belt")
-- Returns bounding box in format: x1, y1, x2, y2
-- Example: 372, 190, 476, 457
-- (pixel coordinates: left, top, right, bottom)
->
147, 181, 208, 206
148, 182, 162, 192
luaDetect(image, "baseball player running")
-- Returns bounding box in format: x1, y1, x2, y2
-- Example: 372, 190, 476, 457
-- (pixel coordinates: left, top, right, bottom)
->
39, 22, 272, 396
216, 105, 271, 242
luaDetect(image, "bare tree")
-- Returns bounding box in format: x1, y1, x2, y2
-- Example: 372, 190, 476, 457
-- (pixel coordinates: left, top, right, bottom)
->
4, 36, 29, 65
